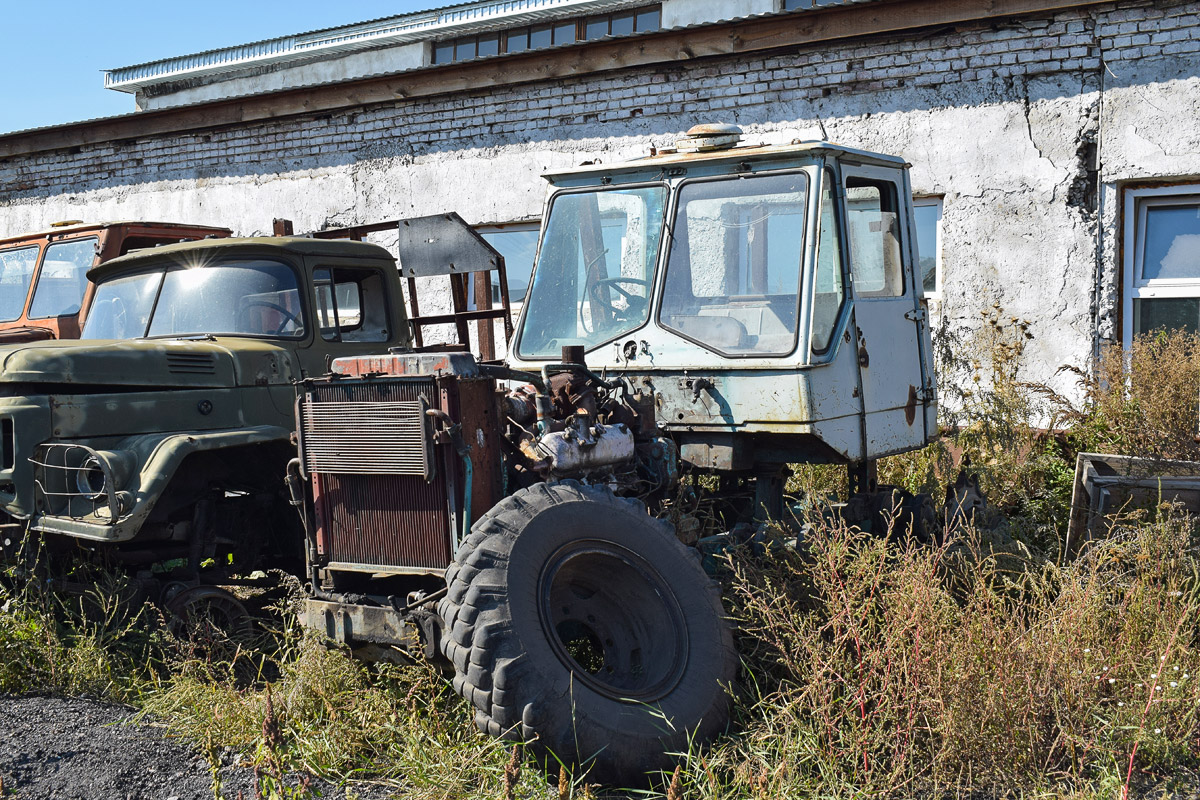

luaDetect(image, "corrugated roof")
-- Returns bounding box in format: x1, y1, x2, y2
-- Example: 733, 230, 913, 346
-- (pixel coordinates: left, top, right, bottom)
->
104, 0, 649, 93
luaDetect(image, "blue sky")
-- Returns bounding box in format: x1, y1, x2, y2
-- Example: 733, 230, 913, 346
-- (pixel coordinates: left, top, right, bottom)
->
0, 1, 435, 135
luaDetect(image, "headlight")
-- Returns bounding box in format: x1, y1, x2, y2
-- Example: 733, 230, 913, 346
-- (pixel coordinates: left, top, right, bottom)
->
75, 455, 108, 500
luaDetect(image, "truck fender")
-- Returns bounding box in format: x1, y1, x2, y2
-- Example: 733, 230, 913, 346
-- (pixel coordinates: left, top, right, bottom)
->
117, 425, 293, 538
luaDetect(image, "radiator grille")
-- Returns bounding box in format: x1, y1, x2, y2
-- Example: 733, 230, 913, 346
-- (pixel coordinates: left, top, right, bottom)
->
302, 400, 431, 477
316, 472, 451, 570
305, 377, 453, 572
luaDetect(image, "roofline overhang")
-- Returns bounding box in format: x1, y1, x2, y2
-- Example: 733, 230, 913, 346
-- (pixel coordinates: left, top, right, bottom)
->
104, 0, 649, 94
1, 0, 1108, 161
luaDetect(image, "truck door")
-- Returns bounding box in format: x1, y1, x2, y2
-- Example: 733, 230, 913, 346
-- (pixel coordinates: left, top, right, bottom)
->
840, 163, 933, 455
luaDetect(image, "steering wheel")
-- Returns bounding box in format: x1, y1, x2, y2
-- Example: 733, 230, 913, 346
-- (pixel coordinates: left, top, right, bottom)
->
237, 300, 302, 336
588, 277, 650, 326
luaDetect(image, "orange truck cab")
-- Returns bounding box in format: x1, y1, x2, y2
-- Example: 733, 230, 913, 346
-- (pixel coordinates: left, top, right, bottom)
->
0, 221, 231, 343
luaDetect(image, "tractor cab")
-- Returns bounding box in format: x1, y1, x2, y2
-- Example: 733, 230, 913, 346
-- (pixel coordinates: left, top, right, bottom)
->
507, 125, 937, 472
290, 126, 943, 784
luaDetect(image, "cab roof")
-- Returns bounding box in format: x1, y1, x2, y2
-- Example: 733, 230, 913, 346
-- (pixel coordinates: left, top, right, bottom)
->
87, 236, 394, 281
0, 220, 231, 247
544, 140, 907, 183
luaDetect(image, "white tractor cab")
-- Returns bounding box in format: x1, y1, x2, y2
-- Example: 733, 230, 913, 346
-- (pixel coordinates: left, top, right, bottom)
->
507, 124, 937, 515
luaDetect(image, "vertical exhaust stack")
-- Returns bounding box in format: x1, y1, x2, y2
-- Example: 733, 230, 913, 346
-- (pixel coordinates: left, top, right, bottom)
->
562, 344, 586, 366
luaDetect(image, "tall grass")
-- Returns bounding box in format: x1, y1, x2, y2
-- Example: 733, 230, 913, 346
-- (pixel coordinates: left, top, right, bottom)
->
669, 513, 1200, 798
0, 547, 162, 700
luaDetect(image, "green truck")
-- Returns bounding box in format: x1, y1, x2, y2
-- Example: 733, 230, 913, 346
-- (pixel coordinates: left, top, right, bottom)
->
0, 235, 409, 617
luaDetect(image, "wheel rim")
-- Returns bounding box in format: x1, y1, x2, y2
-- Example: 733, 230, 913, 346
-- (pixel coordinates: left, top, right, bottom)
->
538, 539, 689, 702
166, 586, 252, 641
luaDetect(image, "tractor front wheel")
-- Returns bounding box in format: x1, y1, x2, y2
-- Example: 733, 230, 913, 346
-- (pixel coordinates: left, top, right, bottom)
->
438, 481, 736, 786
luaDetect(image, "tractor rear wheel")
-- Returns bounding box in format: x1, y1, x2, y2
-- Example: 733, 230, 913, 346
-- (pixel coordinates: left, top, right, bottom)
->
438, 481, 736, 785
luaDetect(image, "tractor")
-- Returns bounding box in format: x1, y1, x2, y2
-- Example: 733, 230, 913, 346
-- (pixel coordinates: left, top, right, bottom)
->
290, 124, 937, 784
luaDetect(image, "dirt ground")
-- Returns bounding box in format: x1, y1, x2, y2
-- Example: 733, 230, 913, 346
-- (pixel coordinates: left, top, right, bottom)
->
0, 695, 396, 800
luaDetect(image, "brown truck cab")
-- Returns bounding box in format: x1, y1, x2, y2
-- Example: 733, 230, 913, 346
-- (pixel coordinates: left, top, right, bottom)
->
0, 221, 231, 343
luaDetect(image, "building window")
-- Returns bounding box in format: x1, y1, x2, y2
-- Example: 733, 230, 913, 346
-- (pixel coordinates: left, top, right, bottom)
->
913, 197, 943, 298
1124, 185, 1200, 340
432, 6, 661, 64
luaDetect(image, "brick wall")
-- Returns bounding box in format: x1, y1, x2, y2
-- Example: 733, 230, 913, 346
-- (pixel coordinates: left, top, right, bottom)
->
2, 0, 1196, 203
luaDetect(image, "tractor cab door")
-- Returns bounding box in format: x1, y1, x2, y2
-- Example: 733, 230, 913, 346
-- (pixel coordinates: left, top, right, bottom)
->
839, 162, 934, 456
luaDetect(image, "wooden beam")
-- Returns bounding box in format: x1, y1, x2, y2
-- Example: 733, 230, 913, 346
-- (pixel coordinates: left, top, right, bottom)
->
0, 0, 1108, 160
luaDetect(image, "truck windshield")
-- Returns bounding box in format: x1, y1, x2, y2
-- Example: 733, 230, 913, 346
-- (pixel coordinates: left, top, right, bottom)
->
82, 260, 306, 340
517, 185, 665, 358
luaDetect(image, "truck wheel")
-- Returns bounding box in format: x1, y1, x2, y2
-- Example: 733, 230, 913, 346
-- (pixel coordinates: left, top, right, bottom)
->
438, 481, 736, 785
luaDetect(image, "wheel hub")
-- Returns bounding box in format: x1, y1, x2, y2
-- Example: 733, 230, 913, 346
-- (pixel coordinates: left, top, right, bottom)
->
538, 539, 689, 702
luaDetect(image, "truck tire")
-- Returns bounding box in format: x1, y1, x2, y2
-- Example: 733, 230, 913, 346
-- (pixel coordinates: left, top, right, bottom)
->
438, 481, 736, 785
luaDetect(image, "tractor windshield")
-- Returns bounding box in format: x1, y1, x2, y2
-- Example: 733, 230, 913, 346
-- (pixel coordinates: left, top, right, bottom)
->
517, 185, 665, 358
659, 172, 810, 356
82, 260, 306, 340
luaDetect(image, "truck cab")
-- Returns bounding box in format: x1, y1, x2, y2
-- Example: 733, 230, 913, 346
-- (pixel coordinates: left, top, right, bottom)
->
0, 236, 407, 583
0, 221, 231, 343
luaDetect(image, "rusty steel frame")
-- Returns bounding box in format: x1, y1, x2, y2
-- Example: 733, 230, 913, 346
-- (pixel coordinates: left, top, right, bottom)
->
277, 216, 515, 361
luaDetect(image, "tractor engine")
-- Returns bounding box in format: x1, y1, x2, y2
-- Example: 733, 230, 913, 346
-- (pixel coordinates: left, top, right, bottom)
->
291, 343, 734, 786
502, 345, 675, 492
292, 345, 671, 603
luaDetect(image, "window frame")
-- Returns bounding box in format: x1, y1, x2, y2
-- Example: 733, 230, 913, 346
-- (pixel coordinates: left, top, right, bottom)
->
656, 169, 813, 360
474, 221, 542, 307
1122, 183, 1200, 345
431, 4, 661, 64
513, 181, 668, 360
0, 243, 42, 324
913, 195, 943, 300
844, 177, 908, 301
28, 236, 98, 321
809, 167, 847, 358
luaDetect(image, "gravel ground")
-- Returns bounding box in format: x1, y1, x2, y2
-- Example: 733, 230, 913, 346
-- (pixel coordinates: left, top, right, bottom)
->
0, 695, 397, 800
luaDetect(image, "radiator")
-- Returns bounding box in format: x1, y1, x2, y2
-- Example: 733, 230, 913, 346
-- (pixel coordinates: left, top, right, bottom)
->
301, 377, 453, 573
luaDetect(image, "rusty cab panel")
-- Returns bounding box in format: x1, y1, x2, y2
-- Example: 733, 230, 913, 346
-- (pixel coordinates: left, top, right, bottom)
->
0, 221, 232, 344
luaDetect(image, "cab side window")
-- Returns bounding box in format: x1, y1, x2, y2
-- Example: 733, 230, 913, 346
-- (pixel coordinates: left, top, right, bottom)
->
811, 172, 845, 353
314, 267, 391, 342
30, 237, 97, 319
0, 245, 39, 323
846, 178, 905, 298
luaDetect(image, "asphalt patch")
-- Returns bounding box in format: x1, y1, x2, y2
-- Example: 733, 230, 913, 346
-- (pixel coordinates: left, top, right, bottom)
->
0, 695, 396, 799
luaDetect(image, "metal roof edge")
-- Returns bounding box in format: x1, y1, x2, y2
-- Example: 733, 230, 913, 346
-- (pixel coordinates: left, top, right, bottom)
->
542, 139, 905, 181
104, 0, 648, 93
87, 236, 392, 279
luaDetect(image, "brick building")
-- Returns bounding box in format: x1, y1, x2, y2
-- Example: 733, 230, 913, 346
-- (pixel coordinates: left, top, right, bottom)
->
0, 0, 1197, 391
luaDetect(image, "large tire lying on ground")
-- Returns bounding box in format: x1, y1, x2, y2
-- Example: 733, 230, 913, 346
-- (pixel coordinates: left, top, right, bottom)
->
438, 481, 737, 786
